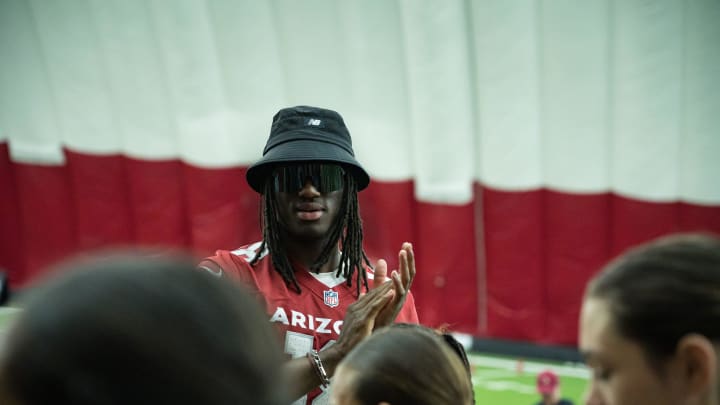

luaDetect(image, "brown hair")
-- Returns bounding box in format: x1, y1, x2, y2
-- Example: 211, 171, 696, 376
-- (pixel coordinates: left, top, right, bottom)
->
338, 323, 474, 405
587, 233, 720, 367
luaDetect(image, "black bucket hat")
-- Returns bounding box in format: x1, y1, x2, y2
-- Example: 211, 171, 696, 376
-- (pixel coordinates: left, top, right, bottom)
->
246, 106, 370, 193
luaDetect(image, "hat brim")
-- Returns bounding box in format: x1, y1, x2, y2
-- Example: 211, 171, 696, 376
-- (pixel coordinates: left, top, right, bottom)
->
246, 137, 370, 193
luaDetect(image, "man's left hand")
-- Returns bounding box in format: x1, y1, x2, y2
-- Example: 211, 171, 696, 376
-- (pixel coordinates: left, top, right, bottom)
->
371, 242, 415, 328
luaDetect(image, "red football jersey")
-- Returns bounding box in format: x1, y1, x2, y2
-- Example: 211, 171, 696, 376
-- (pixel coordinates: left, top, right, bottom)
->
200, 242, 419, 405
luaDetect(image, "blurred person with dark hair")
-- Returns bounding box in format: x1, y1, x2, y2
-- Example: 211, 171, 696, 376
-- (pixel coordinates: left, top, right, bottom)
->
330, 323, 474, 405
199, 106, 418, 404
0, 254, 287, 405
535, 370, 574, 405
436, 324, 476, 404
0, 270, 8, 305
580, 233, 720, 405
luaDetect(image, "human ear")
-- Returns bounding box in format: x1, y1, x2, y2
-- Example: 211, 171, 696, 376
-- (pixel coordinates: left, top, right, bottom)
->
674, 333, 717, 399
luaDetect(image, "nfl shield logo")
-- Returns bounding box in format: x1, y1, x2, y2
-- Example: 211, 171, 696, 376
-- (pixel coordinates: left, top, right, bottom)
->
323, 290, 339, 308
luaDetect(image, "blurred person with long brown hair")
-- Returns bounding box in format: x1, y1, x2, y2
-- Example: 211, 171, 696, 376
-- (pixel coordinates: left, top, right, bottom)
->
580, 234, 720, 405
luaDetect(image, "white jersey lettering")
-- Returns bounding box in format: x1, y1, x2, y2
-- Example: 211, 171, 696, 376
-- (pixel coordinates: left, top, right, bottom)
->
269, 307, 289, 325
291, 310, 307, 329
316, 317, 332, 334
269, 307, 342, 335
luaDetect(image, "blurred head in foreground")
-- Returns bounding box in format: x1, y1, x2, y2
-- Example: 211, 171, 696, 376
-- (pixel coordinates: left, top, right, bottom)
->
330, 323, 474, 405
0, 253, 286, 405
580, 233, 720, 405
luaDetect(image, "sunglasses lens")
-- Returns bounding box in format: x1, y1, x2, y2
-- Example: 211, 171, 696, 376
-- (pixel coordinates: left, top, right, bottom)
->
316, 164, 344, 192
272, 168, 295, 193
272, 164, 344, 193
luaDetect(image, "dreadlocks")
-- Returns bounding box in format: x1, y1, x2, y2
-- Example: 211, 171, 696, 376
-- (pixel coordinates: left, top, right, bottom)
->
249, 172, 372, 296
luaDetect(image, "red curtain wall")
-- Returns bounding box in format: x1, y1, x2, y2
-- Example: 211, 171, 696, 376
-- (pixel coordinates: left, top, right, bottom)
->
3, 143, 718, 345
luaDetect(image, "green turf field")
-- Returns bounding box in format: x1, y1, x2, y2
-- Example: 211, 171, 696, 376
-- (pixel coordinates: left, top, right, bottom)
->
0, 308, 589, 404
0, 307, 19, 329
471, 354, 588, 404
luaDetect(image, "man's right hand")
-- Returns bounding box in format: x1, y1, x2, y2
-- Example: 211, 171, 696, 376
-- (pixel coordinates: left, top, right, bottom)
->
284, 250, 413, 399
327, 279, 395, 360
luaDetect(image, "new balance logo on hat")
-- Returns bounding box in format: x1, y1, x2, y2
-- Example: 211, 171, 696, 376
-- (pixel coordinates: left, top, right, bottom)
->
307, 118, 322, 126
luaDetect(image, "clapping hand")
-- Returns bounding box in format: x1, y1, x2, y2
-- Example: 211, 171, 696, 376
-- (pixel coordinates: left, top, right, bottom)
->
327, 242, 415, 359
371, 242, 415, 329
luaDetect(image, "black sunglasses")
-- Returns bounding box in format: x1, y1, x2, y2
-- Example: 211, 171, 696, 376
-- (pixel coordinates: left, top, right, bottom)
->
271, 163, 345, 193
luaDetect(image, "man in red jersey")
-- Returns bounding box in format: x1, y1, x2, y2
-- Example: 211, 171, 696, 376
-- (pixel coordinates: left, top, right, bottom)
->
199, 106, 418, 405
